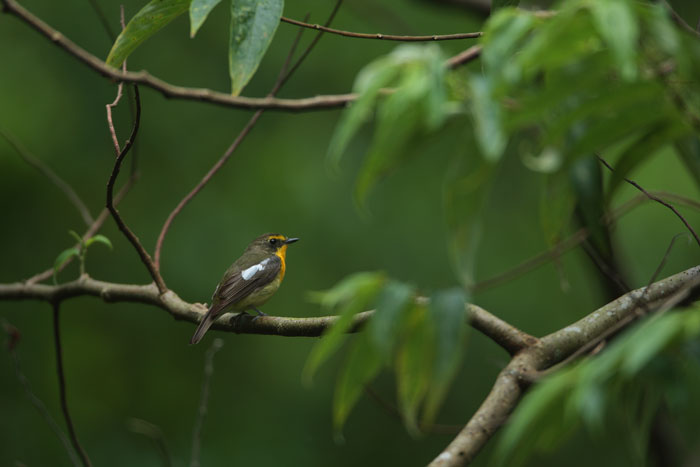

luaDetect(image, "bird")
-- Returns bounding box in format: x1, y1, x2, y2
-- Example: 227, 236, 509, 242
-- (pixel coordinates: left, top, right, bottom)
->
189, 233, 299, 345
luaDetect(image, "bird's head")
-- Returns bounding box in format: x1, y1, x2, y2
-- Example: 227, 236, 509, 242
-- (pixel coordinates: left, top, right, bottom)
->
248, 233, 299, 256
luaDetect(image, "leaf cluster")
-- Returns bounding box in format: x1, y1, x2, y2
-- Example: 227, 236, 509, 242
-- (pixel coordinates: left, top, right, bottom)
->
304, 272, 469, 436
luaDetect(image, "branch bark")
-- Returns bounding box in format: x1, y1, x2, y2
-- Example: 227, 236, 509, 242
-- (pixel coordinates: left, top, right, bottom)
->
429, 264, 700, 466
0, 0, 480, 112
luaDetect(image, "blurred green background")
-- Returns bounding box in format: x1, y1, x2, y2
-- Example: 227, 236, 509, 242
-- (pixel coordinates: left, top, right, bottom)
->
1, 0, 700, 465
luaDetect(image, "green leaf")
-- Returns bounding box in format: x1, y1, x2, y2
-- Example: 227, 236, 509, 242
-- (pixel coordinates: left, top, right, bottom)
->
85, 234, 113, 250
229, 0, 284, 96
444, 154, 494, 288
481, 10, 536, 80
53, 247, 81, 283
496, 368, 579, 466
606, 122, 689, 200
589, 0, 639, 81
470, 76, 507, 161
190, 0, 223, 37
303, 272, 385, 383
570, 155, 610, 259
68, 230, 83, 246
333, 332, 383, 434
106, 0, 190, 68
327, 62, 400, 170
396, 303, 434, 436
367, 280, 415, 362
423, 288, 469, 425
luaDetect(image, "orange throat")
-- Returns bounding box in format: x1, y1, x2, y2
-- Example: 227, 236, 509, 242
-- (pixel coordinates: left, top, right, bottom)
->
275, 245, 288, 281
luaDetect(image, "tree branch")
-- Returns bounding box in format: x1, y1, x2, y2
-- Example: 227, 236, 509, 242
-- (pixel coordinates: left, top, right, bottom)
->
280, 16, 481, 41
429, 264, 700, 466
0, 0, 480, 112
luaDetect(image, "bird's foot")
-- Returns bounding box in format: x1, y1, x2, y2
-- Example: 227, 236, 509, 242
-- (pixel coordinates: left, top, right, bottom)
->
251, 308, 268, 322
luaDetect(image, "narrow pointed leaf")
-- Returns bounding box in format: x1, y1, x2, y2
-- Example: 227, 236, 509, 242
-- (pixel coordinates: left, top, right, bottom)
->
423, 288, 469, 424
106, 0, 190, 68
53, 247, 81, 281
396, 304, 433, 436
333, 332, 383, 433
190, 0, 224, 37
590, 0, 639, 81
303, 272, 385, 383
229, 0, 284, 96
367, 280, 414, 361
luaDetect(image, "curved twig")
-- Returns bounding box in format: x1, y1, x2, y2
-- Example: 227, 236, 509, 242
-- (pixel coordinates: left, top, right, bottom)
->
0, 128, 93, 226
280, 16, 481, 41
154, 2, 344, 268
105, 86, 167, 293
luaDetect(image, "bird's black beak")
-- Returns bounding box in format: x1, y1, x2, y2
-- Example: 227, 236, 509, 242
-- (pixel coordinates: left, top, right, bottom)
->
285, 237, 299, 244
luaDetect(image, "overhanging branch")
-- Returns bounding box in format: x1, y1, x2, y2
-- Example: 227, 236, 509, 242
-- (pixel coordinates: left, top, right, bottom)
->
0, 0, 481, 112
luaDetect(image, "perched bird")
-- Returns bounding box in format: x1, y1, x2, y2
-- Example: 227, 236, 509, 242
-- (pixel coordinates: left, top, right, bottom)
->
189, 233, 299, 345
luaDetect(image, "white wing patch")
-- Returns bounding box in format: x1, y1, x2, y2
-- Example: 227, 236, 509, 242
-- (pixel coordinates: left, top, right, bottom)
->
241, 257, 271, 281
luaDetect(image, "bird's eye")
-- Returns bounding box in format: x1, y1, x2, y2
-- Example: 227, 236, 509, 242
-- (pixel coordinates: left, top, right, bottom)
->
268, 238, 278, 246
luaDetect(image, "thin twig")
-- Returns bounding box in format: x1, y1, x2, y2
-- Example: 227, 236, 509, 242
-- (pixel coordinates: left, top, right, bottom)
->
105, 85, 167, 293
2, 319, 80, 466
127, 418, 172, 467
154, 1, 344, 268
190, 338, 224, 467
598, 156, 700, 248
86, 0, 115, 41
661, 0, 700, 38
0, 128, 93, 226
364, 386, 463, 434
0, 0, 480, 112
473, 191, 700, 292
26, 174, 137, 284
52, 303, 92, 467
280, 16, 481, 41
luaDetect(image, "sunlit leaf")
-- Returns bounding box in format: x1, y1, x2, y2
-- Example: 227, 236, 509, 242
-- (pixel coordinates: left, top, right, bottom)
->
303, 272, 385, 383
106, 0, 190, 68
423, 288, 469, 424
333, 332, 383, 434
190, 0, 223, 37
229, 0, 284, 95
85, 234, 113, 250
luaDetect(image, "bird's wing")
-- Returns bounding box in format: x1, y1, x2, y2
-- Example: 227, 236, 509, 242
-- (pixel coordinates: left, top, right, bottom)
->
212, 255, 281, 313
189, 255, 281, 345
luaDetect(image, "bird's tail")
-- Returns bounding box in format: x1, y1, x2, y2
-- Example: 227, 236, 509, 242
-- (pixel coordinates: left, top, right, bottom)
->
190, 309, 217, 345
